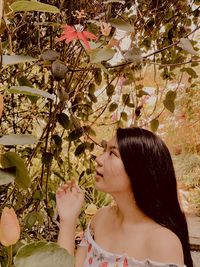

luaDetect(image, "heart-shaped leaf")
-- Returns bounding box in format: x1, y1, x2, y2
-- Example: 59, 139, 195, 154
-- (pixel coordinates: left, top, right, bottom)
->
11, 1, 59, 13
41, 50, 59, 61
14, 241, 74, 267
150, 119, 159, 132
89, 47, 115, 63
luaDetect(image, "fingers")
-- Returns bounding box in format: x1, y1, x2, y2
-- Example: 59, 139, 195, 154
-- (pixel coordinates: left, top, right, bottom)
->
57, 180, 84, 195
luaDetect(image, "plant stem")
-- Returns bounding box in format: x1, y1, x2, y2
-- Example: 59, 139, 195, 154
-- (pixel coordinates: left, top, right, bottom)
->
7, 245, 13, 267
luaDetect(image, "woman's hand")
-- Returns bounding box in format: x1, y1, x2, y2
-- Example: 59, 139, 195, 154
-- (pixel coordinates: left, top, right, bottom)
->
56, 180, 85, 223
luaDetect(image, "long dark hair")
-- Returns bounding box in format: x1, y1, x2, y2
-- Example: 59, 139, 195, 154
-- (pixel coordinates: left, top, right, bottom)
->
116, 127, 193, 267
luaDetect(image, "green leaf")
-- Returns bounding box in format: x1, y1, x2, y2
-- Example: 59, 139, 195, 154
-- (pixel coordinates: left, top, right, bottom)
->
150, 119, 159, 132
88, 93, 97, 103
121, 112, 128, 121
109, 18, 134, 32
24, 212, 37, 230
52, 60, 68, 81
17, 76, 38, 103
89, 83, 96, 94
14, 241, 74, 267
89, 47, 115, 63
56, 113, 70, 130
42, 152, 53, 166
163, 99, 175, 113
106, 84, 115, 96
33, 190, 43, 201
2, 55, 37, 66
163, 90, 176, 113
52, 135, 62, 147
41, 50, 59, 61
166, 90, 176, 101
1, 152, 31, 189
0, 167, 16, 185
75, 143, 86, 156
98, 63, 110, 75
11, 1, 59, 13
122, 94, 130, 105
8, 86, 54, 100
68, 128, 83, 141
137, 90, 149, 98
94, 69, 102, 85
182, 67, 198, 78
109, 102, 118, 112
0, 134, 37, 146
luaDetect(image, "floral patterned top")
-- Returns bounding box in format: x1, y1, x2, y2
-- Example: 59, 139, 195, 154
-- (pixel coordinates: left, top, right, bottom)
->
78, 222, 187, 267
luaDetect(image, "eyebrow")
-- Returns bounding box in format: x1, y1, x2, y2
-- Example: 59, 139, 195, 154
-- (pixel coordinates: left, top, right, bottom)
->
101, 141, 119, 152
109, 145, 118, 151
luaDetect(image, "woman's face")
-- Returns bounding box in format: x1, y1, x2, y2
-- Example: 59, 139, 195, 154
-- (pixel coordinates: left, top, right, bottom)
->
95, 136, 132, 194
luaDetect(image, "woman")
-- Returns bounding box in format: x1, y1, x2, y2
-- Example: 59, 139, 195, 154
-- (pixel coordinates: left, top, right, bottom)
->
56, 127, 193, 267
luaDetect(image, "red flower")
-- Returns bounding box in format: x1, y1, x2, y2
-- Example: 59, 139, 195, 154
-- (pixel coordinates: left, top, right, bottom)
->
99, 262, 108, 267
88, 257, 93, 265
57, 24, 97, 50
123, 258, 129, 267
88, 243, 92, 252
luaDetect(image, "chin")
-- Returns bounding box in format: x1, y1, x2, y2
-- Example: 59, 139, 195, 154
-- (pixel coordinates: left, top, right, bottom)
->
94, 183, 109, 194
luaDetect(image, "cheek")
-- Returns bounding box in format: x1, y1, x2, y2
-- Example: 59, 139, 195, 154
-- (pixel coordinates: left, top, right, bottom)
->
107, 161, 131, 189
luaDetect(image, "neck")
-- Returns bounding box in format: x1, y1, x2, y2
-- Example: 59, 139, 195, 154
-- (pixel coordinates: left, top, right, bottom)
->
111, 190, 152, 227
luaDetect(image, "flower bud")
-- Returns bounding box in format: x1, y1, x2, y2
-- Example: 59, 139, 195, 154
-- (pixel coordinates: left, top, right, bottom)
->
0, 207, 20, 246
85, 203, 98, 216
100, 22, 112, 37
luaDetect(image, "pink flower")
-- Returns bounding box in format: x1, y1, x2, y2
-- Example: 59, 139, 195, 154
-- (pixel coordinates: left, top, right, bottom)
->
112, 112, 117, 122
99, 262, 108, 267
100, 22, 112, 36
0, 207, 20, 246
57, 24, 97, 50
88, 257, 93, 265
123, 258, 129, 267
88, 243, 92, 252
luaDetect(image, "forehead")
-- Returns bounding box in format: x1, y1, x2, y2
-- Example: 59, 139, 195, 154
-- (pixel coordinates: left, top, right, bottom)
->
107, 136, 118, 147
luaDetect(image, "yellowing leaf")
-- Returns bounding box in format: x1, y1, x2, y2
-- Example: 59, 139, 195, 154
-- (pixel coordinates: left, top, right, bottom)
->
2, 55, 36, 66
10, 1, 59, 13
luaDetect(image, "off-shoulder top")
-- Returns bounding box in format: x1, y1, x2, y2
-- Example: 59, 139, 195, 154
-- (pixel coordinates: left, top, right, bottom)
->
78, 222, 187, 267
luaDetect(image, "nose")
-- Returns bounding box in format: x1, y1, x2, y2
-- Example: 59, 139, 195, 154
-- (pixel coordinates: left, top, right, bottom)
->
95, 153, 104, 167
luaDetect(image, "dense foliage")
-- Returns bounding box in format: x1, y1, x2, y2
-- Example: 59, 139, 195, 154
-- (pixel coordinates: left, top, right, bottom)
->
0, 0, 200, 265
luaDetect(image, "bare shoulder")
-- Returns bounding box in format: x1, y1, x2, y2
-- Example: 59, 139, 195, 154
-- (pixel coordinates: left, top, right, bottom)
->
90, 205, 113, 229
146, 226, 184, 265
